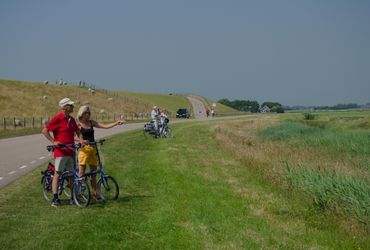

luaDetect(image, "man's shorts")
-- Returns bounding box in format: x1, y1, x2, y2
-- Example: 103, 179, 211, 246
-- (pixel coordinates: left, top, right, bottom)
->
54, 156, 74, 172
78, 145, 98, 166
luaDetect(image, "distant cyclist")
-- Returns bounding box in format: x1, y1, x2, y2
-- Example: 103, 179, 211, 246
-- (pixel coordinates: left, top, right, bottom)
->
160, 109, 169, 124
42, 97, 86, 207
159, 109, 170, 136
151, 106, 160, 137
76, 105, 125, 201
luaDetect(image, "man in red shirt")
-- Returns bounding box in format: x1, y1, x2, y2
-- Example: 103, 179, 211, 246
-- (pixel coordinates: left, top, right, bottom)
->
42, 97, 85, 207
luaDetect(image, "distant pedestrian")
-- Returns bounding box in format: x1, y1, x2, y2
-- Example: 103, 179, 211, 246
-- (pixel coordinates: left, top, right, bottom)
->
206, 107, 210, 117
151, 106, 160, 137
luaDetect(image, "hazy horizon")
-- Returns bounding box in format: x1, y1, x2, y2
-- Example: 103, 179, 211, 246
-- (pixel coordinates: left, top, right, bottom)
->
1, 1, 369, 106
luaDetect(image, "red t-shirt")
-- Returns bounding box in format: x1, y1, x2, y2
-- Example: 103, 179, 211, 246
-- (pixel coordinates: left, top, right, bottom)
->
45, 112, 79, 157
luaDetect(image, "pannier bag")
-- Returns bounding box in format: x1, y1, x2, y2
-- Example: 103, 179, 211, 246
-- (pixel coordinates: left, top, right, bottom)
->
144, 123, 154, 132
41, 162, 55, 175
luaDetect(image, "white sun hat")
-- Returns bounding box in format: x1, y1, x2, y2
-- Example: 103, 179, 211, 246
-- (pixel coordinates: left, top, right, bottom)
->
59, 97, 74, 108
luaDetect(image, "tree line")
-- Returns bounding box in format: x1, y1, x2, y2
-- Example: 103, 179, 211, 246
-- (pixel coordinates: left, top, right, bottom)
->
218, 98, 284, 113
284, 103, 367, 111
312, 103, 361, 110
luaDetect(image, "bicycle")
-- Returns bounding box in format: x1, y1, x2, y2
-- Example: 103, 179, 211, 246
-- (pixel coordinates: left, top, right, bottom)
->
41, 162, 71, 201
159, 118, 173, 138
143, 120, 160, 139
82, 139, 120, 201
41, 143, 91, 208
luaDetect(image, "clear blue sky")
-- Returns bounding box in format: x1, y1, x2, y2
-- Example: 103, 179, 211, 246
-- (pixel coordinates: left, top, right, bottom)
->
1, 0, 369, 106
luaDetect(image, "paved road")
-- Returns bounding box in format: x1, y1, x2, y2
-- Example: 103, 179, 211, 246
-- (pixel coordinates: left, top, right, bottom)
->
187, 96, 207, 118
0, 95, 244, 189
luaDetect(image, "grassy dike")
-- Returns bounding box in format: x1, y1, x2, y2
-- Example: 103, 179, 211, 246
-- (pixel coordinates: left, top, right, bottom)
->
0, 121, 367, 249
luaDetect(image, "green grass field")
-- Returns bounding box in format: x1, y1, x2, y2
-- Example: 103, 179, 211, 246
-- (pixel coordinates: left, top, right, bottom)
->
1, 116, 369, 249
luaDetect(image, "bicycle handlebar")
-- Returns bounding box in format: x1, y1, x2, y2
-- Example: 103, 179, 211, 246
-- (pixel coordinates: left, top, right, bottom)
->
46, 143, 81, 152
46, 139, 106, 152
86, 139, 106, 146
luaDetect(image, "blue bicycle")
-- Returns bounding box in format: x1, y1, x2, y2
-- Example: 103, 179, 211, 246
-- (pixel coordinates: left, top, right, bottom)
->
83, 139, 119, 200
41, 143, 91, 208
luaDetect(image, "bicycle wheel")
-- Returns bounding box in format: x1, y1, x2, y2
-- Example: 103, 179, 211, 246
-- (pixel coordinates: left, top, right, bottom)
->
58, 172, 72, 198
97, 176, 119, 200
72, 179, 91, 208
41, 175, 53, 201
62, 180, 71, 198
164, 127, 173, 138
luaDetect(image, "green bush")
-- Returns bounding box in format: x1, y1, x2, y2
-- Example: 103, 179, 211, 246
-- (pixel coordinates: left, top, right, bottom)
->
303, 112, 315, 120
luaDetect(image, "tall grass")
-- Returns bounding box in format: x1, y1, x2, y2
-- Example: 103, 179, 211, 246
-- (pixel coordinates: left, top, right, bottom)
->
257, 120, 370, 221
258, 121, 322, 140
212, 114, 370, 239
259, 121, 370, 156
286, 164, 370, 223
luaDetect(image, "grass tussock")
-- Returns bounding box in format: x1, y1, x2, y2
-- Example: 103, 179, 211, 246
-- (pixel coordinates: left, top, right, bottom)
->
286, 164, 370, 223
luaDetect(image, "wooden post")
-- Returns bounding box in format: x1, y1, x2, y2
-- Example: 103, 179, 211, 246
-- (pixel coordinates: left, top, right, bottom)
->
24, 117, 26, 128
13, 117, 16, 129
32, 117, 35, 128
3, 117, 5, 129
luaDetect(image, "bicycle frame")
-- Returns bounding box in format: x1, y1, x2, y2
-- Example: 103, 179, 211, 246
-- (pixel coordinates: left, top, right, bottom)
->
44, 143, 91, 207
83, 140, 107, 180
82, 139, 120, 200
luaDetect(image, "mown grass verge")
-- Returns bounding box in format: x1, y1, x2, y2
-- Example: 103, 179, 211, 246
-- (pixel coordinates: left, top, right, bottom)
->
0, 121, 368, 249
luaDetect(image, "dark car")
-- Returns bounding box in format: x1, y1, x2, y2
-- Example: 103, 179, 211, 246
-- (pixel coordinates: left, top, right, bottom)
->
176, 108, 190, 118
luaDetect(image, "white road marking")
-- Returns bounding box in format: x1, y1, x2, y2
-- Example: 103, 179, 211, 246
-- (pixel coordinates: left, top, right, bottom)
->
20, 165, 28, 169
8, 171, 17, 175
0, 177, 3, 180
30, 160, 36, 164
40, 156, 45, 160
